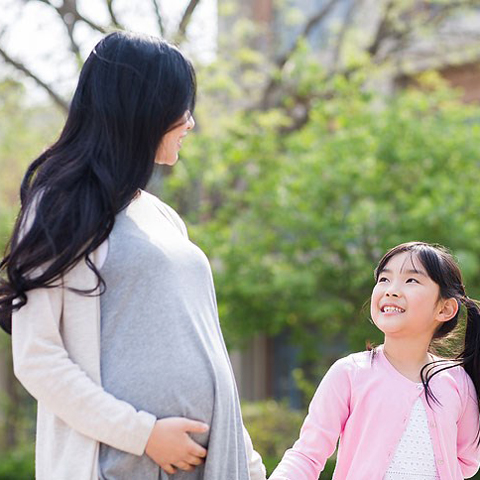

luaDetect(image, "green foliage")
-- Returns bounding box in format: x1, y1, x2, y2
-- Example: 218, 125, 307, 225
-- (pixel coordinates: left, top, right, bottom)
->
161, 62, 480, 380
0, 79, 62, 468
0, 79, 63, 251
0, 443, 34, 480
242, 400, 305, 474
242, 400, 336, 478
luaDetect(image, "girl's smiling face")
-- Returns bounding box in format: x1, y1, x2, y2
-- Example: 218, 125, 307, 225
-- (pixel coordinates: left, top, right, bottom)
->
155, 111, 195, 166
370, 251, 448, 340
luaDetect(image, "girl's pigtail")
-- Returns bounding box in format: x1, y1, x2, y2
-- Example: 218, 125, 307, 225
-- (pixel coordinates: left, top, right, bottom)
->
460, 297, 480, 408
422, 296, 480, 422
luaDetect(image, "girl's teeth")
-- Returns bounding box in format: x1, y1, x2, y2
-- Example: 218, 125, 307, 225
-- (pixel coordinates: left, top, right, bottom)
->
383, 306, 404, 313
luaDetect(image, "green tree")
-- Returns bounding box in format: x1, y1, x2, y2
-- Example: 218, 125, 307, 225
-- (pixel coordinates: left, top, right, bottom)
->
0, 79, 62, 465
161, 69, 480, 372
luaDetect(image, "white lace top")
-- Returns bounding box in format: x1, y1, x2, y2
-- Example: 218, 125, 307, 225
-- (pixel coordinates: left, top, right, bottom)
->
384, 395, 440, 479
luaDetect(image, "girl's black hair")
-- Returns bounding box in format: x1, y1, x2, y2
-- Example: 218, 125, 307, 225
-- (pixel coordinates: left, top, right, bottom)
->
0, 31, 196, 333
374, 242, 480, 428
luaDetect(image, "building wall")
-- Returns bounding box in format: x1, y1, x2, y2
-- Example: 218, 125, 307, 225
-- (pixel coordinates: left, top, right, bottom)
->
440, 63, 480, 103
230, 333, 303, 407
230, 335, 272, 401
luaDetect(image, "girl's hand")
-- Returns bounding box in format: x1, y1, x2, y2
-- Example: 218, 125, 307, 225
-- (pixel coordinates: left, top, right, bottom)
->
145, 417, 209, 474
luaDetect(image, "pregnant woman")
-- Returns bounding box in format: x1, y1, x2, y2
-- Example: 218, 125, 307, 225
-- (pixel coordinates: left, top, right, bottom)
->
0, 31, 265, 480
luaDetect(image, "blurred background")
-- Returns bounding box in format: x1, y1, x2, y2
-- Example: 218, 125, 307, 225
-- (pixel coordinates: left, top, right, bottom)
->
1, 0, 480, 477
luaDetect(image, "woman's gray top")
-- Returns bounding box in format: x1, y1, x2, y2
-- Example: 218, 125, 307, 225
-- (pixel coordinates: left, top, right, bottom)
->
98, 190, 249, 480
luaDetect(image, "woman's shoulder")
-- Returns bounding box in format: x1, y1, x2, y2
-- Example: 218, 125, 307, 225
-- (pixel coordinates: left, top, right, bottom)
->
139, 189, 178, 216
139, 190, 188, 237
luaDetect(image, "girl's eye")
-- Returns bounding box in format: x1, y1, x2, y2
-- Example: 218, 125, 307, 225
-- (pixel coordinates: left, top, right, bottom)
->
378, 277, 388, 283
406, 278, 419, 283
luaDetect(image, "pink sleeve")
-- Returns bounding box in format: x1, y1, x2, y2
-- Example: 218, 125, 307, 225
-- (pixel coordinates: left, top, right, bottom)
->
269, 357, 353, 480
457, 372, 480, 478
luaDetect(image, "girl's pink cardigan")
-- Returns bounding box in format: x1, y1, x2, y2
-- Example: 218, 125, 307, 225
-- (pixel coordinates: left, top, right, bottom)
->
270, 346, 480, 480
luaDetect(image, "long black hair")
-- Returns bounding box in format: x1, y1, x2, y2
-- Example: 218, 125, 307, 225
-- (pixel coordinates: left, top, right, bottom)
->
0, 31, 196, 333
374, 242, 480, 420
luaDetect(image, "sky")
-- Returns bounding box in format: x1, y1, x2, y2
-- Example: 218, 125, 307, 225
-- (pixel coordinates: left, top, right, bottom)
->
0, 0, 217, 101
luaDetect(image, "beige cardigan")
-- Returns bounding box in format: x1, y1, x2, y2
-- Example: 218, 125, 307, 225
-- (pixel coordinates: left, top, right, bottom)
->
11, 246, 266, 480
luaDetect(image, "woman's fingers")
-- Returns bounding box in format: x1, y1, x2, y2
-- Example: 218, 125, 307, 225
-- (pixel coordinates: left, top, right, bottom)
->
185, 454, 205, 465
145, 417, 209, 473
188, 440, 207, 458
182, 418, 209, 434
168, 454, 204, 474
163, 464, 177, 475
174, 461, 195, 472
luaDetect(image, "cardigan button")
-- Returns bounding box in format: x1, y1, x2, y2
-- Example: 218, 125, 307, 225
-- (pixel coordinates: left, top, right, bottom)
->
429, 421, 436, 428
438, 459, 444, 465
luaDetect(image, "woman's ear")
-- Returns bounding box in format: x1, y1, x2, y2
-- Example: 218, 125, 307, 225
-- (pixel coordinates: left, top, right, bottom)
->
437, 297, 459, 323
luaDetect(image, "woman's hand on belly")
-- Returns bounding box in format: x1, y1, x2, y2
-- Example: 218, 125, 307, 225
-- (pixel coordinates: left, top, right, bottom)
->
145, 417, 209, 475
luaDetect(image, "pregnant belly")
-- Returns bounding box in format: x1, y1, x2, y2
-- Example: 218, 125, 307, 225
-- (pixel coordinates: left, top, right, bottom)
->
100, 344, 232, 445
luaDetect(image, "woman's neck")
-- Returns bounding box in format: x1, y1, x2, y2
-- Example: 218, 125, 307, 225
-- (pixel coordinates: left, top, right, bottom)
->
383, 337, 433, 383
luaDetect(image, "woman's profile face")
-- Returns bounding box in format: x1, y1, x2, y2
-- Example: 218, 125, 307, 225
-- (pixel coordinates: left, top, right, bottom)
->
155, 111, 195, 166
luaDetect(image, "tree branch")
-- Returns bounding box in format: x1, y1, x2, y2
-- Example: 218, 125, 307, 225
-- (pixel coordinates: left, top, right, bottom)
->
259, 0, 341, 109
277, 0, 341, 71
31, 0, 107, 67
367, 0, 396, 58
329, 0, 363, 73
105, 0, 123, 29
175, 0, 201, 43
421, 0, 479, 29
150, 0, 164, 37
276, 0, 480, 133
369, 0, 462, 65
34, 0, 107, 34
253, 0, 480, 132
62, 14, 83, 64
0, 46, 69, 112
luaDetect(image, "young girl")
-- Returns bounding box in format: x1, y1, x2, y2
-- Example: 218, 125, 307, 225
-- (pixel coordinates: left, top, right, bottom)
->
0, 31, 265, 480
270, 241, 480, 480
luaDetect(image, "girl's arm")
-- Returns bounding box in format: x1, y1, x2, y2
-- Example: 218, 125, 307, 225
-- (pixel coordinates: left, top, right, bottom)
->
269, 357, 353, 480
457, 372, 480, 478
